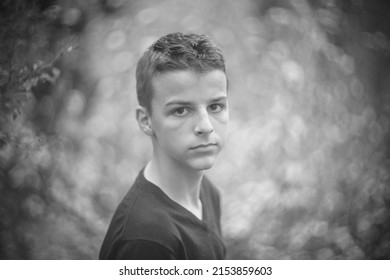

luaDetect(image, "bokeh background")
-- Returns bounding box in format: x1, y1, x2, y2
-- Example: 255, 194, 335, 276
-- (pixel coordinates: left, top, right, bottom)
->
1, 0, 390, 259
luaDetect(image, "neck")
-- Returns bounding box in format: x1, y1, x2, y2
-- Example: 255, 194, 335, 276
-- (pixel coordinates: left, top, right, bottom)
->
144, 154, 203, 209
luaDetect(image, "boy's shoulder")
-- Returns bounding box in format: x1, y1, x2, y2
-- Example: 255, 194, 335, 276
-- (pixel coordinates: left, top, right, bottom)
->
99, 171, 182, 259
114, 172, 181, 242
114, 171, 221, 238
100, 170, 225, 259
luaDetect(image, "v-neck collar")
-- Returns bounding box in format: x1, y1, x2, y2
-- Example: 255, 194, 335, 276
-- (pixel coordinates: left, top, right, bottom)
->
137, 168, 209, 227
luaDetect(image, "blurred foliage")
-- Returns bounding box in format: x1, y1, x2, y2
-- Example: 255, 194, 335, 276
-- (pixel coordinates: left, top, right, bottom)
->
1, 0, 390, 259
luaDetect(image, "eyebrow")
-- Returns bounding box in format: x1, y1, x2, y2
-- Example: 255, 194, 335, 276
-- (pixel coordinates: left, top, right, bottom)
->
165, 96, 228, 107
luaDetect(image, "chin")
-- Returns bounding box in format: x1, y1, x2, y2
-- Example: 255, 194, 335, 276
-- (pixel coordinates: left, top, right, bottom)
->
196, 164, 213, 171
189, 157, 216, 171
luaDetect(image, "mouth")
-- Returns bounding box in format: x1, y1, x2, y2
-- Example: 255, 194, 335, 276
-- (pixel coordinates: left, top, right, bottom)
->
190, 143, 217, 150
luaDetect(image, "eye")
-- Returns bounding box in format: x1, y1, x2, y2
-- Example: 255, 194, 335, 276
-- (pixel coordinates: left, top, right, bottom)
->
208, 103, 224, 113
172, 107, 190, 117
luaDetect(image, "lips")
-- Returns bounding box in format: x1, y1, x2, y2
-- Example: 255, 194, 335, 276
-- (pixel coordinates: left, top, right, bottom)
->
190, 143, 217, 150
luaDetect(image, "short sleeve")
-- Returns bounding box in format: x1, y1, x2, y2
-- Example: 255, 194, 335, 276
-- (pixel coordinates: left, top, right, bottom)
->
107, 240, 177, 260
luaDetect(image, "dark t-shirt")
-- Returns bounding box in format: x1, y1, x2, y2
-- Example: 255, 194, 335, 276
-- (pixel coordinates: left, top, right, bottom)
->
99, 169, 226, 259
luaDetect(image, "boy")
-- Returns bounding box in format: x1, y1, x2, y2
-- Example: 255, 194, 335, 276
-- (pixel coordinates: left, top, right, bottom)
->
99, 32, 228, 259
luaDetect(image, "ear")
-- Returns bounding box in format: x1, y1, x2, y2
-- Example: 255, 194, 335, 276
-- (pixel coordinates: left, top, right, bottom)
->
136, 105, 153, 136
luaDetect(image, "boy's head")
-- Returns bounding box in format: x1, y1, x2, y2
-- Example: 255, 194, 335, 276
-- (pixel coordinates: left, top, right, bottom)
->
136, 32, 226, 113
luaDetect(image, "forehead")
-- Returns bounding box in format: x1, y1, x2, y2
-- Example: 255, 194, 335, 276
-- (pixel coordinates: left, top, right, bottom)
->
151, 70, 227, 105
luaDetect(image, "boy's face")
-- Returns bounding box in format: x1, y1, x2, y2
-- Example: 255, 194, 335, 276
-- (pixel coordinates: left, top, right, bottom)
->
148, 70, 228, 171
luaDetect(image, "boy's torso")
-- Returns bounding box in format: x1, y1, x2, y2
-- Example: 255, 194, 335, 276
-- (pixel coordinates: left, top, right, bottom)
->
99, 169, 226, 259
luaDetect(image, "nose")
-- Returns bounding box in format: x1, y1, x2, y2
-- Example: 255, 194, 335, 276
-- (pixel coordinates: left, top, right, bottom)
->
194, 110, 214, 135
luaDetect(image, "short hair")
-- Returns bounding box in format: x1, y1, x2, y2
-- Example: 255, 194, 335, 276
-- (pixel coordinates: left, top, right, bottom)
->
136, 32, 226, 113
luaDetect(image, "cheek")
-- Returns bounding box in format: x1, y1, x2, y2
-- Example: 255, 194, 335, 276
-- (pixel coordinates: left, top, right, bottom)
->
153, 115, 188, 132
213, 113, 229, 130
214, 117, 229, 144
165, 116, 191, 129
154, 119, 191, 145
216, 109, 229, 121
